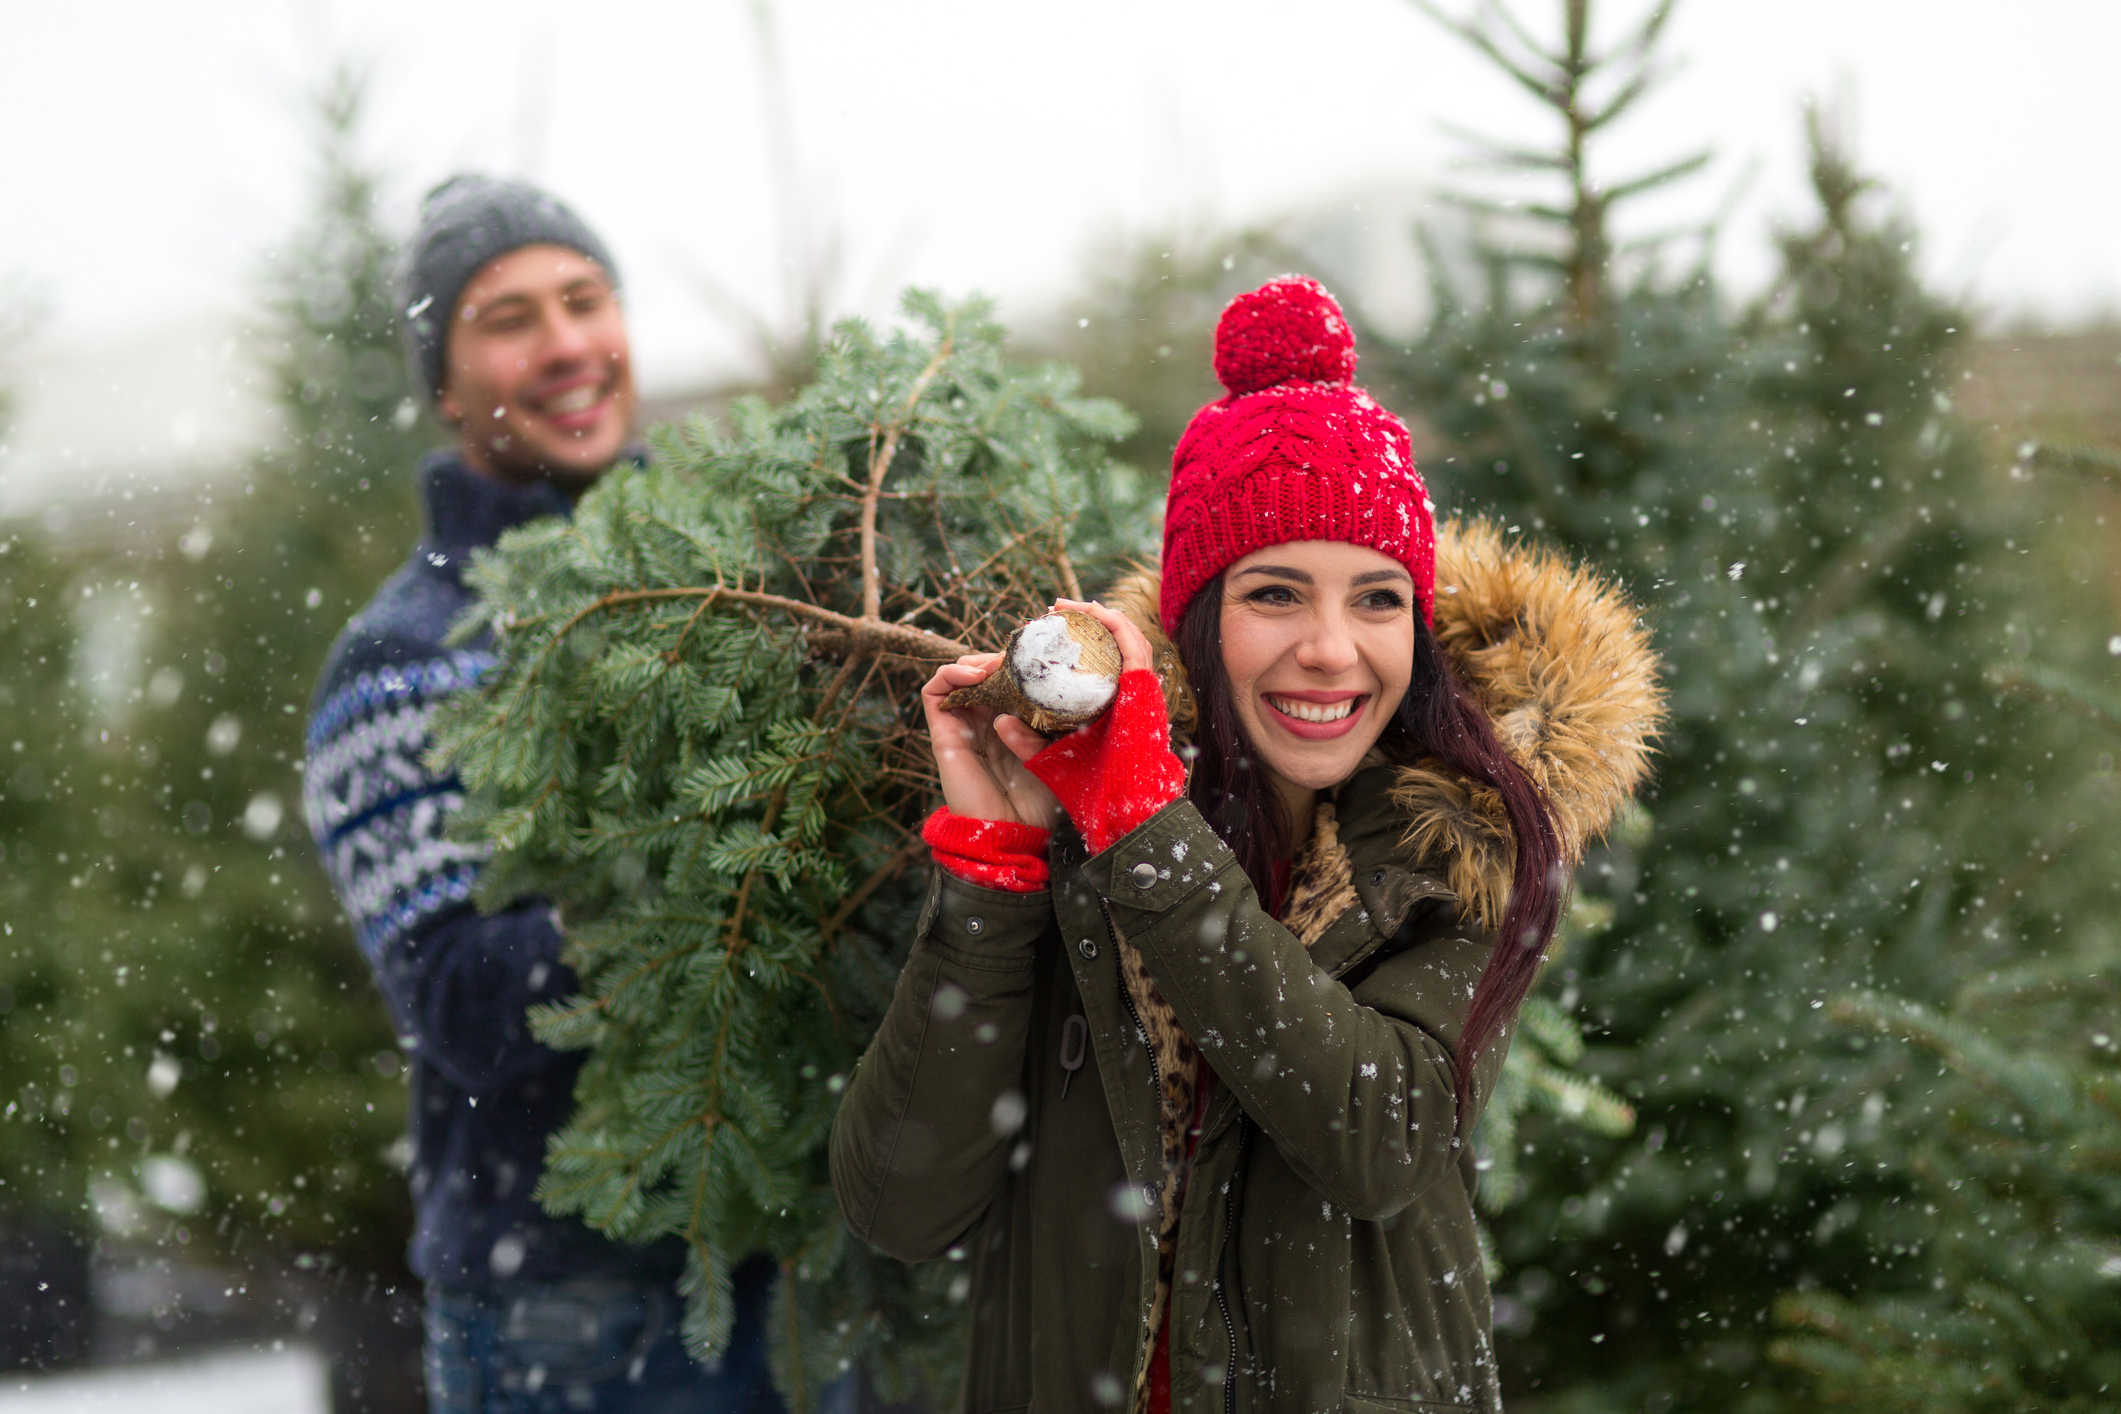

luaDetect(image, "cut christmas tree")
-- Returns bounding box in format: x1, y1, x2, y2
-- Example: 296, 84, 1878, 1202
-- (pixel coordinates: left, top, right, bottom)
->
430, 292, 1143, 1403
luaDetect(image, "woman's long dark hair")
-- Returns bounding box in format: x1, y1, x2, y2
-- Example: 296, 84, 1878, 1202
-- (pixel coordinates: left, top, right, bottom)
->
1175, 577, 1562, 1131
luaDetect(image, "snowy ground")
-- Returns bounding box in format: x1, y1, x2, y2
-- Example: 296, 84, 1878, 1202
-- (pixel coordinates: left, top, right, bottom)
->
0, 1345, 329, 1414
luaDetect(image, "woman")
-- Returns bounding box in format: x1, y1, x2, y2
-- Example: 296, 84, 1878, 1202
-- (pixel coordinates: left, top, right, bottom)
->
830, 278, 1662, 1413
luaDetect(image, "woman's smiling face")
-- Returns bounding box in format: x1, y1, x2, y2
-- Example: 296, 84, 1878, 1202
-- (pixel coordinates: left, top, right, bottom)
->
1217, 540, 1418, 796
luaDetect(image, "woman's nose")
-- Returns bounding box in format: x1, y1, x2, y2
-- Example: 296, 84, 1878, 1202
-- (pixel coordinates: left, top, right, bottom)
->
1294, 609, 1360, 674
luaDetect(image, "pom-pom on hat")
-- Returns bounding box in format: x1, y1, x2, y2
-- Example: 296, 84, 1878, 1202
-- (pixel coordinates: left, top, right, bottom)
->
1160, 276, 1435, 635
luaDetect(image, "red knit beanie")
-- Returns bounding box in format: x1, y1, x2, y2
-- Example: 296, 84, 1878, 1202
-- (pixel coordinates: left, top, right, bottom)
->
1160, 276, 1435, 635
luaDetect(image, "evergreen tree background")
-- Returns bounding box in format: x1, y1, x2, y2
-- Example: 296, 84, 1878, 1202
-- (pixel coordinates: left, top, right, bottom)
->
0, 59, 428, 1315
1766, 445, 2121, 1410
1356, 3, 2121, 1409
1771, 979, 2121, 1412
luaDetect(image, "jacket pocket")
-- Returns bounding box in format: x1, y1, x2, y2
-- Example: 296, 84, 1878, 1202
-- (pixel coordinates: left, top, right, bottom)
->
1342, 1395, 1473, 1414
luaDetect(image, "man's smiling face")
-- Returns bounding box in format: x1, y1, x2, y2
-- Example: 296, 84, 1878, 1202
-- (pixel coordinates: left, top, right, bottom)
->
437, 243, 636, 489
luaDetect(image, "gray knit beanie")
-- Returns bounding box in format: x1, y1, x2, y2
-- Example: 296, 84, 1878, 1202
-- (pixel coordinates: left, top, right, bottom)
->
398, 175, 620, 401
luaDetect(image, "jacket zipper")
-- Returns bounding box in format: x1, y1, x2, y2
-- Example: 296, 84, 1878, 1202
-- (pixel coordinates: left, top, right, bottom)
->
1213, 1117, 1246, 1414
1102, 902, 1160, 1098
1100, 898, 1169, 1392
1118, 980, 1160, 1096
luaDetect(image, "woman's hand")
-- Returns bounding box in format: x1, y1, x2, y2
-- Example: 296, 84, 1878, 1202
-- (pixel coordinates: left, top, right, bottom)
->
1018, 599, 1186, 855
921, 654, 1060, 830
1052, 597, 1156, 676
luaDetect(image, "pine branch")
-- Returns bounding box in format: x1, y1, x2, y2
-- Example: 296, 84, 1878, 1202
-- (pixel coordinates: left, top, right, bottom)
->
2027, 440, 2121, 486
1785, 501, 1925, 637
1407, 0, 1560, 107
1985, 660, 2121, 728
860, 319, 957, 620
525, 584, 972, 668
819, 838, 930, 943
1601, 149, 1713, 203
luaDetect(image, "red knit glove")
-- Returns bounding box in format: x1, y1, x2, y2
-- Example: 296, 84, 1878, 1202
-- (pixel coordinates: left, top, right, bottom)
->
1024, 669, 1186, 856
921, 808, 1052, 893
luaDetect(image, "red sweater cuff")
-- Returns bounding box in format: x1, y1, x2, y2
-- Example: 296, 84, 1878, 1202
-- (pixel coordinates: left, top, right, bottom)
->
921, 808, 1052, 893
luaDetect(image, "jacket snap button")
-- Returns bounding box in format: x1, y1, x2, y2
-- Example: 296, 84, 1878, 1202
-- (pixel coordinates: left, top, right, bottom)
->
1078, 938, 1098, 959
1371, 869, 1386, 887
1129, 861, 1158, 888
965, 916, 984, 936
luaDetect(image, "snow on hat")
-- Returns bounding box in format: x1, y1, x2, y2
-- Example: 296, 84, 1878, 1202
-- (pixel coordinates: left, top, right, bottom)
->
1159, 276, 1436, 635
397, 175, 620, 402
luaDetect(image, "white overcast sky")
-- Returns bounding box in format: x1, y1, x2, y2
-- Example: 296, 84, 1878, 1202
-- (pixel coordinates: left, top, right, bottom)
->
3, 0, 2118, 507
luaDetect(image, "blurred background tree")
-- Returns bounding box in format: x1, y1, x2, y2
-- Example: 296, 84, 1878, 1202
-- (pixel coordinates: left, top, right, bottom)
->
1772, 981, 2121, 1412
0, 60, 434, 1407
1766, 442, 2121, 1411
1357, 3, 2121, 1410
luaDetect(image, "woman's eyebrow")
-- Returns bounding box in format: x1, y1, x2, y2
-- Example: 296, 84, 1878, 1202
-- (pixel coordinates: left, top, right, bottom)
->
1351, 569, 1414, 586
1232, 565, 1312, 583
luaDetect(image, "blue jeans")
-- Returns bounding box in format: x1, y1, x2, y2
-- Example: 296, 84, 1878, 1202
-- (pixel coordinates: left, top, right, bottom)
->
424, 1264, 850, 1413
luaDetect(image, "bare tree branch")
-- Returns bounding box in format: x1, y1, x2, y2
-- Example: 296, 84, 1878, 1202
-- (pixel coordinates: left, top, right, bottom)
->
860, 319, 956, 620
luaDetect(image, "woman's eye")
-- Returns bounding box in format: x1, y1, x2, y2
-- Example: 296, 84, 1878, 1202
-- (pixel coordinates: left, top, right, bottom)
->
1247, 586, 1298, 606
1360, 590, 1408, 611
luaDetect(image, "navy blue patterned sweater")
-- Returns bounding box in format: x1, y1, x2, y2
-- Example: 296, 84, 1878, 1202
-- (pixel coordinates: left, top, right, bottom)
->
304, 453, 684, 1290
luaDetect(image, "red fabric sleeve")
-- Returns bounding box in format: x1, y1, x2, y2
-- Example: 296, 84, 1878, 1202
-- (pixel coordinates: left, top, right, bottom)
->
1024, 669, 1187, 856
921, 808, 1052, 893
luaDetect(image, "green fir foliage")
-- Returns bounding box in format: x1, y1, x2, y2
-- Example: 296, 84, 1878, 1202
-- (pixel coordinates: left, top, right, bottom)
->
1772, 987, 2121, 1411
431, 292, 1142, 1403
1474, 888, 1640, 1214
0, 61, 429, 1274
1768, 458, 2121, 1410
1361, 2, 2121, 1407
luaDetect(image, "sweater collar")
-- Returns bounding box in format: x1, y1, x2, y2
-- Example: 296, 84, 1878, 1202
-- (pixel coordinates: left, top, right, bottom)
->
415, 451, 576, 581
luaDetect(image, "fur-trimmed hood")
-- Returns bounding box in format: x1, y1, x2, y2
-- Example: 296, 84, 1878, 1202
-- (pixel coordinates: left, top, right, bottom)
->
1105, 517, 1666, 924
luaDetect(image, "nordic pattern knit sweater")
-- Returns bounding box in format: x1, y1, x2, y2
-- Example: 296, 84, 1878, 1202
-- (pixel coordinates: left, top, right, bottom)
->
304, 454, 684, 1290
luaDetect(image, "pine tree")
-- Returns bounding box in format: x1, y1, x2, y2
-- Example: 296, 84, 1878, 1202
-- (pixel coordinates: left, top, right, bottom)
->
0, 531, 86, 1199
431, 292, 1141, 1404
1767, 444, 2121, 1412
0, 61, 430, 1281
1366, 3, 2118, 1407
1770, 987, 2121, 1412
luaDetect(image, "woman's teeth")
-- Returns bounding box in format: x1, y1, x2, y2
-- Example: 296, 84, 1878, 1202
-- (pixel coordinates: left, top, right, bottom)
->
542, 385, 604, 415
1269, 696, 1356, 724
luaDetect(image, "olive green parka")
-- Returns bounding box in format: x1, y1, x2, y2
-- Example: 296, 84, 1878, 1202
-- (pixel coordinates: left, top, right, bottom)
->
830, 522, 1663, 1413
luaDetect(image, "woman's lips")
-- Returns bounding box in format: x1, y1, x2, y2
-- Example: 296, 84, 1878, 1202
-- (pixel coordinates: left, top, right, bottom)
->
1264, 693, 1368, 740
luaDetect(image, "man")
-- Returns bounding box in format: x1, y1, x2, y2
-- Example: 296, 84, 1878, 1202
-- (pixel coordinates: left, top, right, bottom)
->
303, 176, 785, 1413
